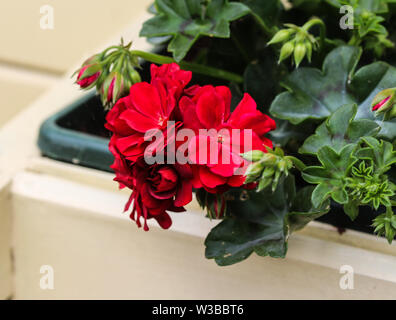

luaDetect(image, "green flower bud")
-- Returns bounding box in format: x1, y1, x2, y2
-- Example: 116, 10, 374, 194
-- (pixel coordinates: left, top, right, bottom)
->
268, 29, 293, 45
101, 71, 124, 108
129, 68, 142, 84
261, 153, 277, 166
294, 42, 307, 67
262, 166, 275, 178
241, 150, 265, 162
257, 177, 272, 192
279, 41, 295, 64
82, 53, 103, 67
244, 162, 265, 183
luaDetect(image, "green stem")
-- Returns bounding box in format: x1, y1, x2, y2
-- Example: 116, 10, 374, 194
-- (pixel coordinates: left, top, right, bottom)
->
386, 205, 394, 218
250, 12, 276, 38
130, 50, 244, 84
286, 156, 307, 171
303, 18, 326, 51
348, 32, 362, 46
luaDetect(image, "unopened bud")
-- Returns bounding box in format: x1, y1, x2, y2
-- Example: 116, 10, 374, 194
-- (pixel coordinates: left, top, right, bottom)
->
242, 150, 265, 162
101, 72, 124, 107
371, 88, 396, 119
76, 64, 102, 89
279, 41, 295, 63
294, 42, 306, 67
244, 162, 265, 183
268, 29, 293, 45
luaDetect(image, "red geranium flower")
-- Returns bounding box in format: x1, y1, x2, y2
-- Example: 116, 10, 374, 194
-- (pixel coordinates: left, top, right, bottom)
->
106, 63, 275, 230
115, 157, 193, 231
105, 63, 191, 163
179, 85, 276, 193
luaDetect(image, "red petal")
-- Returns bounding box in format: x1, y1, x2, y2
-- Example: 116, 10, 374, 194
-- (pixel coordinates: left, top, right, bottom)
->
228, 93, 257, 126
120, 109, 159, 132
215, 86, 232, 120
196, 88, 225, 128
199, 166, 226, 188
174, 179, 193, 207
130, 82, 163, 119
154, 212, 172, 230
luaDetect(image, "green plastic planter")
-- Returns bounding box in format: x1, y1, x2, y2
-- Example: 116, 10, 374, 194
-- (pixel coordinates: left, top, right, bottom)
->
38, 92, 113, 172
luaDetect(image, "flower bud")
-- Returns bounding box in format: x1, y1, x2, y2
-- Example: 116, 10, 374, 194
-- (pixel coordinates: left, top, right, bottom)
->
268, 29, 293, 45
258, 177, 272, 192
261, 153, 277, 166
129, 68, 142, 85
241, 150, 265, 162
371, 88, 396, 118
305, 40, 312, 62
279, 41, 295, 64
82, 53, 103, 67
294, 42, 307, 67
244, 161, 265, 183
101, 72, 124, 107
76, 64, 101, 89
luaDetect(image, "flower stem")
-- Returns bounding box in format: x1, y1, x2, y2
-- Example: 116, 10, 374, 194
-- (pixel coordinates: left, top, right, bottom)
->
130, 50, 244, 84
286, 156, 307, 171
303, 18, 326, 51
348, 33, 362, 46
250, 12, 276, 38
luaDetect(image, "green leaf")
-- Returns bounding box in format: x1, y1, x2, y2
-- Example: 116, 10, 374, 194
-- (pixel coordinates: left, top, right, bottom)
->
243, 53, 281, 110
343, 200, 360, 220
300, 104, 380, 155
205, 176, 329, 266
303, 144, 357, 207
270, 46, 361, 124
205, 176, 294, 266
270, 45, 396, 140
287, 187, 330, 232
356, 137, 396, 174
268, 119, 313, 147
140, 0, 250, 62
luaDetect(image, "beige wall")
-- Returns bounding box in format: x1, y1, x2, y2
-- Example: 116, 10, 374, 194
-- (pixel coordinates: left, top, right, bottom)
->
0, 1, 152, 299
0, 0, 152, 127
0, 1, 152, 73
0, 178, 12, 299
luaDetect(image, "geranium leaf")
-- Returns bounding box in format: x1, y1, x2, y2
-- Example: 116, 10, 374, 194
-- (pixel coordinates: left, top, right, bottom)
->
270, 45, 396, 140
140, 0, 250, 62
205, 175, 329, 266
270, 46, 361, 124
356, 137, 396, 174
344, 200, 360, 221
205, 176, 294, 266
243, 54, 280, 110
287, 186, 330, 232
300, 104, 380, 155
303, 145, 358, 207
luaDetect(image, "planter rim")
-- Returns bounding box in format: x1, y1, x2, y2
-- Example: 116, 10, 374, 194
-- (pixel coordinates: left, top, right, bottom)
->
37, 92, 113, 172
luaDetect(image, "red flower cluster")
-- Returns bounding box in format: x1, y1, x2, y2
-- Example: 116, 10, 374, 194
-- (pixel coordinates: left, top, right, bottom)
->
106, 63, 275, 231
